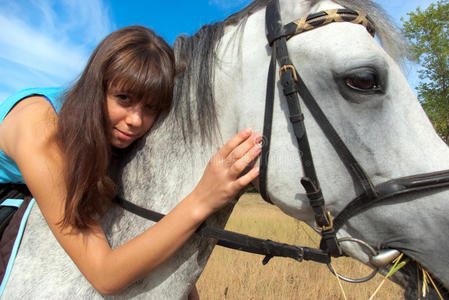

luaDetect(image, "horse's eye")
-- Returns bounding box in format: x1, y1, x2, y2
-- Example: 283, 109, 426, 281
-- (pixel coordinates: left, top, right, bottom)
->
344, 72, 379, 92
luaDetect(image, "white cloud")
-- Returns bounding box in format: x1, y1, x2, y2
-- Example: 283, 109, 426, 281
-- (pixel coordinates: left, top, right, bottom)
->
0, 57, 64, 93
57, 0, 114, 44
0, 0, 114, 98
0, 15, 87, 79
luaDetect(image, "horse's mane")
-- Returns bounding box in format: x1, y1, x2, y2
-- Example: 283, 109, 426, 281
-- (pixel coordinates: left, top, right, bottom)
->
172, 0, 406, 144
171, 0, 270, 144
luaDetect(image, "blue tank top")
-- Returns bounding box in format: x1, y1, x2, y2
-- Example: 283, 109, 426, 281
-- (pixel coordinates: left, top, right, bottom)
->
0, 87, 65, 183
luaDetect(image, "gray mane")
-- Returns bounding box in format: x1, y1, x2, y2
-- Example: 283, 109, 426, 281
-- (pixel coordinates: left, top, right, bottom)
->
172, 0, 270, 144
171, 0, 406, 144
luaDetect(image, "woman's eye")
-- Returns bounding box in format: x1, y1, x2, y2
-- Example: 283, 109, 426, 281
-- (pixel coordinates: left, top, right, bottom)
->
344, 72, 379, 91
116, 94, 130, 102
145, 104, 159, 113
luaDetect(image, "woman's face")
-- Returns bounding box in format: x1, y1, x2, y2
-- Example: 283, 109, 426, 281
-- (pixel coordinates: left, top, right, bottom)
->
106, 89, 159, 149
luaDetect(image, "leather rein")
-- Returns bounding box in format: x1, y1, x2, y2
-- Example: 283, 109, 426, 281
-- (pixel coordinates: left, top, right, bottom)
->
117, 0, 449, 282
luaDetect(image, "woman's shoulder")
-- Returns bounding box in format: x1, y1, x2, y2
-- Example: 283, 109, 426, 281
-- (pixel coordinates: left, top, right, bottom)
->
0, 87, 65, 122
0, 95, 59, 160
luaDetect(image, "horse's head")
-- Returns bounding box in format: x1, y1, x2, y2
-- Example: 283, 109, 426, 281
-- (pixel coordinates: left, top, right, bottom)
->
213, 0, 449, 296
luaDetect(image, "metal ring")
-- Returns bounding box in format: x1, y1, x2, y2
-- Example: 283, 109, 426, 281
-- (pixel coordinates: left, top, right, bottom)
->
327, 237, 379, 283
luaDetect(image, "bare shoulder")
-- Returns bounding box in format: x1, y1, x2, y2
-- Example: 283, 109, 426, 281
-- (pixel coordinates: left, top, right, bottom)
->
0, 96, 58, 159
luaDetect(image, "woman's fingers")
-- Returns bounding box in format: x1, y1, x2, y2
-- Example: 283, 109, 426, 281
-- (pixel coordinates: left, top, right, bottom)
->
194, 128, 262, 214
225, 133, 262, 166
229, 142, 262, 178
235, 166, 260, 189
218, 128, 253, 159
218, 129, 262, 179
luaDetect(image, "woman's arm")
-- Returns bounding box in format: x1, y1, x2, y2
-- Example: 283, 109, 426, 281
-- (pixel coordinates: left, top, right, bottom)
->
0, 96, 260, 295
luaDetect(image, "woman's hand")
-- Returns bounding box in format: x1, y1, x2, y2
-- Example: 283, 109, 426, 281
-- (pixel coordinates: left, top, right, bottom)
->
192, 128, 262, 217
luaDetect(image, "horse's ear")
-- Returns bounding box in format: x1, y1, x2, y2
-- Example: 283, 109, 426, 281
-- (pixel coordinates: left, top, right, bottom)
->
174, 35, 187, 75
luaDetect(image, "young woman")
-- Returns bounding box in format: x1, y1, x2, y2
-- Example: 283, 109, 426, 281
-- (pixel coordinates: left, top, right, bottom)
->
0, 26, 261, 295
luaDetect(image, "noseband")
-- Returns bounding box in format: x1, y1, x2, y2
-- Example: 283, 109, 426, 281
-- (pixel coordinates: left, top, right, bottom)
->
259, 0, 449, 279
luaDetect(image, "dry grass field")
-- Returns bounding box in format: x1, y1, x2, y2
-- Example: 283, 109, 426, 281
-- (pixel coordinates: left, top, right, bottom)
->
197, 193, 404, 300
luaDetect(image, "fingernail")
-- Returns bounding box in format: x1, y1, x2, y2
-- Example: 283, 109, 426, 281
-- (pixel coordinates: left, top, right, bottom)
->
242, 128, 252, 137
254, 134, 263, 144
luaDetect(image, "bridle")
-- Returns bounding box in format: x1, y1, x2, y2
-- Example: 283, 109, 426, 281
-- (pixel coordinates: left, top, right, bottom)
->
259, 0, 449, 280
117, 0, 449, 284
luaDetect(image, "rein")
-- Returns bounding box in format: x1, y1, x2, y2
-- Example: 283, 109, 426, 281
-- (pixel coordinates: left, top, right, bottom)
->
117, 0, 449, 283
116, 197, 330, 264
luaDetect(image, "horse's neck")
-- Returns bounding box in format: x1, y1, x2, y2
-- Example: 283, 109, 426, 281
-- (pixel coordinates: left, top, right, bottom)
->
117, 117, 215, 214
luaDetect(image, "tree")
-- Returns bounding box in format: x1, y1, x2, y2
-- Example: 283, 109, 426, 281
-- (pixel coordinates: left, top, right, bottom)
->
402, 0, 449, 144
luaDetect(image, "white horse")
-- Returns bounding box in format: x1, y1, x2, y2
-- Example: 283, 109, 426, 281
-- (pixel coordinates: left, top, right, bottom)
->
4, 0, 449, 299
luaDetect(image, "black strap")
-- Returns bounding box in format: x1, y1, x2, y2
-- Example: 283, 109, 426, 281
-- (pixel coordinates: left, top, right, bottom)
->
264, 0, 341, 256
276, 40, 341, 256
293, 73, 377, 200
334, 169, 449, 230
0, 184, 30, 200
259, 44, 277, 204
0, 184, 31, 238
115, 196, 330, 264
264, 0, 328, 225
265, 0, 285, 46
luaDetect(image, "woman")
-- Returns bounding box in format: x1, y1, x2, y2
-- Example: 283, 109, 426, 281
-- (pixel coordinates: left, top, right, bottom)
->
0, 26, 261, 295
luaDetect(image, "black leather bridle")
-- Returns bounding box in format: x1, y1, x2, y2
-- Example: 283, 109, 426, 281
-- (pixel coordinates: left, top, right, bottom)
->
259, 0, 449, 259
118, 0, 449, 281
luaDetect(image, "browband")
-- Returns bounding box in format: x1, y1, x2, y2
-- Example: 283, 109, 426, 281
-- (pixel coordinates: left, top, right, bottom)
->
267, 8, 375, 45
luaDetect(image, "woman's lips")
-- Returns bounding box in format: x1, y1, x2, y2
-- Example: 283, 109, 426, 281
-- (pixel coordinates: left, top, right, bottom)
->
114, 128, 135, 140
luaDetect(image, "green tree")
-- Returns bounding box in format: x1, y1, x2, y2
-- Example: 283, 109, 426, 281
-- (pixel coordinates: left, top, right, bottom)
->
402, 0, 449, 144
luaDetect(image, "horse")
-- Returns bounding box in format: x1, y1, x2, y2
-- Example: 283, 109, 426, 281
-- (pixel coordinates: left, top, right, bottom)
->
4, 0, 449, 299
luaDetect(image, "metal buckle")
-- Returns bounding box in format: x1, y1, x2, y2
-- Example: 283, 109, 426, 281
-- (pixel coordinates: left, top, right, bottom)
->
320, 210, 334, 232
279, 65, 298, 81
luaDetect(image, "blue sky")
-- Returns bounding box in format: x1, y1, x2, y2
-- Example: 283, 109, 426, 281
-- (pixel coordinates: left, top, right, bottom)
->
0, 0, 436, 101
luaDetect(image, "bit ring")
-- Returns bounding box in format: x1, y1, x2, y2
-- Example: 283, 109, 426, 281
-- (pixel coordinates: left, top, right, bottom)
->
327, 237, 379, 283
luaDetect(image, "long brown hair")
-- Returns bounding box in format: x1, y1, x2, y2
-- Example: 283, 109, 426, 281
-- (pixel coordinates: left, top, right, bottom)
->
57, 26, 175, 229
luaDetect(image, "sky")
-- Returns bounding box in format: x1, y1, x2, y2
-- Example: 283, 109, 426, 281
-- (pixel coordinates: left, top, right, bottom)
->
0, 0, 436, 101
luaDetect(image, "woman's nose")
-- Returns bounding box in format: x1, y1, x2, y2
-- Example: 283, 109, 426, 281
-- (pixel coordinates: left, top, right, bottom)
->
125, 108, 143, 127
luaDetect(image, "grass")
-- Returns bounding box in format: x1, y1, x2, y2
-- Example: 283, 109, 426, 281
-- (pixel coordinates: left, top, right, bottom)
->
197, 193, 404, 299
